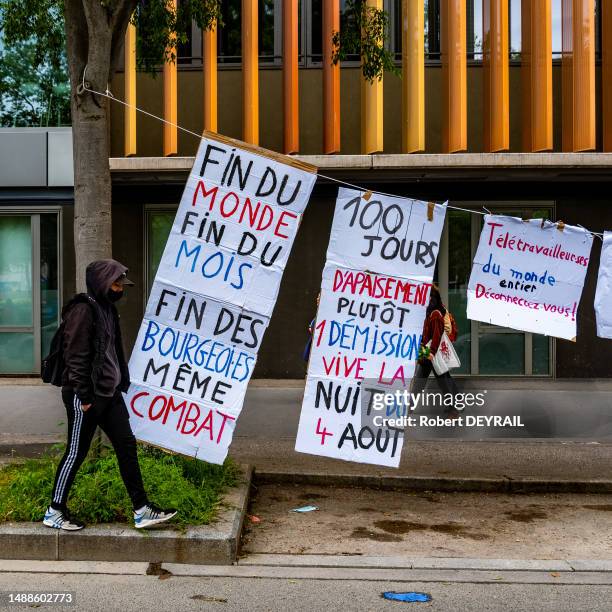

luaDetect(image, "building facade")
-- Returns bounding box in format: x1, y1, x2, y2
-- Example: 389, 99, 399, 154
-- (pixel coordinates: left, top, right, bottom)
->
2, 0, 612, 380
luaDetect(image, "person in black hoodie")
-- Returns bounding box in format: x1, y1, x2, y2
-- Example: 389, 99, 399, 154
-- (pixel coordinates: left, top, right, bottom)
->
43, 259, 176, 531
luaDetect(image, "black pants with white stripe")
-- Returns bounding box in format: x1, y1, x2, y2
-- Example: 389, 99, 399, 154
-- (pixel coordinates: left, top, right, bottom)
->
50, 388, 148, 512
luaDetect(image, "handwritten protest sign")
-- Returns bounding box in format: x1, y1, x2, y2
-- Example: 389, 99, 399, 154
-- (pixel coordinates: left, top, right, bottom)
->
125, 132, 317, 463
594, 231, 612, 339
295, 188, 446, 467
467, 215, 593, 341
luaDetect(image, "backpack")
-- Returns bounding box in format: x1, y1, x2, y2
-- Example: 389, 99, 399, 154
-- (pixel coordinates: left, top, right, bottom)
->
40, 295, 96, 386
443, 309, 458, 342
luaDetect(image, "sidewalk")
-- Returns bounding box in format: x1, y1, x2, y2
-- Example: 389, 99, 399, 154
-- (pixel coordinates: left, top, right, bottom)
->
1, 379, 611, 487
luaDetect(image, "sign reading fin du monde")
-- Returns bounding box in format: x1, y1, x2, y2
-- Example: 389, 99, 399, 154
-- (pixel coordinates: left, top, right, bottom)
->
125, 132, 317, 463
295, 188, 447, 467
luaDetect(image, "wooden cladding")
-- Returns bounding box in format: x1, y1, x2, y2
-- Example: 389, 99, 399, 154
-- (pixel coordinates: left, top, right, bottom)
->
283, 0, 299, 154
121, 1, 607, 157
441, 0, 467, 153
203, 22, 218, 132
124, 21, 137, 156
323, 0, 341, 154
242, 0, 259, 145
521, 0, 552, 152
361, 0, 384, 154
604, 0, 612, 150
483, 0, 509, 152
562, 0, 595, 152
163, 0, 178, 156
402, 0, 425, 153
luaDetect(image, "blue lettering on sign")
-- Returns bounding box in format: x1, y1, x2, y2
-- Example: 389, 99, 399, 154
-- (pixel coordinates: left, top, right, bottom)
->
173, 238, 254, 290
142, 320, 253, 382
325, 319, 419, 360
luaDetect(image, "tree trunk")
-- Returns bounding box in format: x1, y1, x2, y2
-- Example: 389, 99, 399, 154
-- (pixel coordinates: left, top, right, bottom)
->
64, 0, 136, 291
71, 93, 113, 292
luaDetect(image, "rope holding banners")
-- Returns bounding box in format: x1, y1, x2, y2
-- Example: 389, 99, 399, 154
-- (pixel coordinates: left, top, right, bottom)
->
78, 82, 605, 239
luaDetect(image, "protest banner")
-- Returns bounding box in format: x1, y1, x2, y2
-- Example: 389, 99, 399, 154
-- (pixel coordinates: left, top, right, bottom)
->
295, 188, 447, 467
467, 215, 593, 341
594, 231, 612, 339
125, 132, 317, 463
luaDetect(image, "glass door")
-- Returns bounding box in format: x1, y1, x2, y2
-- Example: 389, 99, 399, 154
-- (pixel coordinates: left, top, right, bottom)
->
0, 212, 60, 375
438, 203, 553, 376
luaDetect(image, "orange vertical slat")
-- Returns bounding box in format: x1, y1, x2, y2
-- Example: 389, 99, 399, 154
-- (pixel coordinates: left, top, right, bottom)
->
242, 0, 259, 145
283, 0, 299, 153
163, 0, 177, 156
124, 21, 137, 156
402, 0, 424, 153
203, 21, 218, 132
162, 61, 177, 156
323, 0, 340, 153
361, 0, 384, 154
562, 0, 574, 151
441, 0, 467, 153
521, 0, 552, 152
604, 0, 612, 150
562, 0, 595, 152
483, 0, 509, 152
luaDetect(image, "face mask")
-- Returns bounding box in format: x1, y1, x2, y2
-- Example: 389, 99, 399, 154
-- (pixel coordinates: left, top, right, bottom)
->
107, 288, 124, 303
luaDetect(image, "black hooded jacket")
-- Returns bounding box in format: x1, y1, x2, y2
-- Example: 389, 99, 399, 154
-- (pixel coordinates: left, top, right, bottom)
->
61, 259, 131, 404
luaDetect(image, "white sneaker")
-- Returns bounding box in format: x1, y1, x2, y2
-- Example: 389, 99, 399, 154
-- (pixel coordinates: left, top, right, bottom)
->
134, 503, 177, 529
42, 506, 84, 531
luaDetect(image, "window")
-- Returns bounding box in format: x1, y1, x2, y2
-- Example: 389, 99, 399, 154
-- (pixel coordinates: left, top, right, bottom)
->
216, 0, 282, 64
174, 0, 603, 68
174, 0, 282, 65
145, 207, 176, 295
438, 203, 553, 376
0, 210, 61, 374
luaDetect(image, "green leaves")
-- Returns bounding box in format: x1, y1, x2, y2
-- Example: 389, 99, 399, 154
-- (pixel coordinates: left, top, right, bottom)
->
331, 0, 399, 83
0, 38, 71, 126
0, 0, 65, 70
0, 445, 239, 527
0, 0, 69, 126
131, 0, 221, 74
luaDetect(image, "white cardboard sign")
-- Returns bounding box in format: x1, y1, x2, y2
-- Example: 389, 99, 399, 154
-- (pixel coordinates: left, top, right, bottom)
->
467, 215, 593, 341
295, 188, 446, 467
126, 133, 317, 463
595, 231, 612, 339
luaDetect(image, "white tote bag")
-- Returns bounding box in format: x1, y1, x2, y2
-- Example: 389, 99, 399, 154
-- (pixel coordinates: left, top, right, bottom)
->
426, 332, 461, 376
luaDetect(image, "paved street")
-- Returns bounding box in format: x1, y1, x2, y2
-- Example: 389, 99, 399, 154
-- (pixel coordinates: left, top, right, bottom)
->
1, 380, 611, 611
2, 380, 612, 483
0, 560, 611, 612
2, 379, 612, 441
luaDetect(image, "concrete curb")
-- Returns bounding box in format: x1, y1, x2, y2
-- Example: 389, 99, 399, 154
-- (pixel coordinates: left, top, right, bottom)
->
0, 435, 63, 458
236, 554, 612, 572
160, 564, 612, 585
253, 470, 612, 494
0, 466, 252, 565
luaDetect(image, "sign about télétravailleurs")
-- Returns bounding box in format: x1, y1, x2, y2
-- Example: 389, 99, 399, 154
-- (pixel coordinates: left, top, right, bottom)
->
295, 188, 447, 467
467, 215, 593, 341
125, 132, 317, 463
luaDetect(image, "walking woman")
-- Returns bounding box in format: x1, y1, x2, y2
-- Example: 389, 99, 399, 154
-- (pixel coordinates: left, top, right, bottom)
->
411, 285, 462, 419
